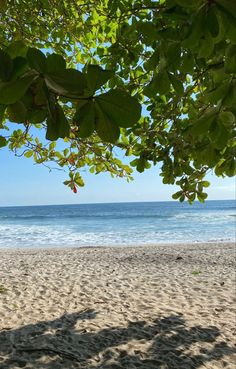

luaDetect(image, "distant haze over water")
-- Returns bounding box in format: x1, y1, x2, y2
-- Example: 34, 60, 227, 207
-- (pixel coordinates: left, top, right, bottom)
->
0, 200, 235, 248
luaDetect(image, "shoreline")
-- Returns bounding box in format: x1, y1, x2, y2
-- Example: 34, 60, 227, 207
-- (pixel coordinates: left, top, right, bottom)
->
0, 242, 235, 368
0, 240, 235, 252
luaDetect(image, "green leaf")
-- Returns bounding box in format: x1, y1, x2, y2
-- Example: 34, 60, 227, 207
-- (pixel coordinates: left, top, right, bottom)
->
7, 101, 27, 122
225, 12, 236, 43
165, 42, 181, 70
27, 108, 47, 123
0, 49, 13, 81
45, 69, 86, 98
49, 142, 56, 150
86, 64, 114, 94
11, 57, 28, 80
201, 181, 210, 188
143, 77, 158, 98
188, 193, 196, 203
143, 50, 159, 71
94, 102, 120, 143
6, 41, 28, 58
222, 82, 236, 107
0, 75, 36, 104
138, 22, 157, 44
175, 0, 200, 7
206, 147, 220, 167
0, 135, 7, 148
205, 82, 228, 104
136, 158, 146, 173
74, 172, 85, 187
46, 99, 70, 140
0, 104, 6, 122
24, 150, 33, 158
208, 6, 226, 43
198, 32, 214, 58
181, 53, 194, 74
188, 108, 218, 135
225, 45, 236, 73
216, 0, 236, 20
210, 121, 230, 149
27, 48, 47, 73
76, 101, 95, 138
225, 158, 236, 177
95, 89, 141, 128
130, 158, 139, 167
144, 71, 170, 97
46, 53, 66, 73
172, 190, 183, 199
169, 74, 184, 95
155, 71, 170, 95
182, 10, 204, 50
207, 5, 220, 38
197, 192, 208, 203
219, 111, 235, 127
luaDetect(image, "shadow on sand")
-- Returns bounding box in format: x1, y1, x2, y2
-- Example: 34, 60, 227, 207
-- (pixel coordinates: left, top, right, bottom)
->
0, 309, 235, 368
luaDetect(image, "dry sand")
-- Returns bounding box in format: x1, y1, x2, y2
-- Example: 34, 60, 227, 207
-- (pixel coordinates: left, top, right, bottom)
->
0, 242, 235, 369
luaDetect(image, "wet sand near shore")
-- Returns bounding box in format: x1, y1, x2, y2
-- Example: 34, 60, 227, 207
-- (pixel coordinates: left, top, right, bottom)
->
0, 242, 235, 368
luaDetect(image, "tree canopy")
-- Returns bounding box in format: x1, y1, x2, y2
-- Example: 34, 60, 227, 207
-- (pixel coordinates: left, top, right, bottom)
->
0, 0, 235, 201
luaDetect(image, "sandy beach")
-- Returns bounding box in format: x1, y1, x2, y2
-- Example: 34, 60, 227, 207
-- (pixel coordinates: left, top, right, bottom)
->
0, 242, 235, 368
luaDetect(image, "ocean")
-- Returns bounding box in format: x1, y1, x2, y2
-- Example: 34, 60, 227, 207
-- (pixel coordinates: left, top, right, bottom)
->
0, 200, 235, 248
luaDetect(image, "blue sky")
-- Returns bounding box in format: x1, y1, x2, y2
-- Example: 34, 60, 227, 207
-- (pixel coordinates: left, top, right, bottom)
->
0, 144, 235, 206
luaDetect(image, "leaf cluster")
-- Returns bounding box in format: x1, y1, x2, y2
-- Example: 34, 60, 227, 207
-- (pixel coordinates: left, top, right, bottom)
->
0, 0, 235, 199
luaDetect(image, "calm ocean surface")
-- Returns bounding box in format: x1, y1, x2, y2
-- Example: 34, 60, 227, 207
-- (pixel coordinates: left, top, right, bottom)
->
0, 200, 235, 248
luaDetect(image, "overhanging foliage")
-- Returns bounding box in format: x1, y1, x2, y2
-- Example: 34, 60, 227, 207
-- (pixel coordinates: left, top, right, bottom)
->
0, 0, 235, 201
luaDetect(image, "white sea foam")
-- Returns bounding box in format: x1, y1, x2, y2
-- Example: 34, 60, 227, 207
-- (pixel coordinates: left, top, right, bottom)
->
0, 201, 235, 248
0, 223, 234, 248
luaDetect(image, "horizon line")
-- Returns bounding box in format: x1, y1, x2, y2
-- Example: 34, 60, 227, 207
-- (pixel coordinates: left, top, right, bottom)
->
0, 198, 235, 208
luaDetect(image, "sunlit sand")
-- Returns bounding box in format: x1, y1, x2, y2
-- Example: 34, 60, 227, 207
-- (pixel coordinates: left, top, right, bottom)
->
0, 243, 235, 368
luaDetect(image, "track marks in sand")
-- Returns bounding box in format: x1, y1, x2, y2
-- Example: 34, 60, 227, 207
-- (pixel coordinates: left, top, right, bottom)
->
0, 244, 235, 368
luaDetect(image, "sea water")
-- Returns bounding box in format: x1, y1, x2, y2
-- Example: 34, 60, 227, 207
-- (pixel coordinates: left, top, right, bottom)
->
0, 200, 235, 248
